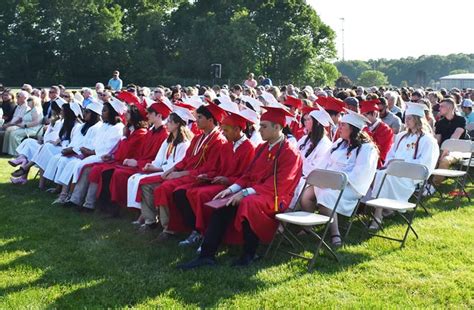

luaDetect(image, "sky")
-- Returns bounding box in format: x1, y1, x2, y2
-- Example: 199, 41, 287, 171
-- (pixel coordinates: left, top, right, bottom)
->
308, 0, 474, 61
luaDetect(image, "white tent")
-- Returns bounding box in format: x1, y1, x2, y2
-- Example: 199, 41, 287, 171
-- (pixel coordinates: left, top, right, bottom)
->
439, 73, 474, 89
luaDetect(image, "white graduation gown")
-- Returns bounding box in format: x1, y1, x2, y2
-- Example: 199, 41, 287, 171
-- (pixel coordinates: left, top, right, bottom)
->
289, 135, 333, 209
32, 121, 81, 170
43, 122, 94, 182
371, 131, 439, 201
126, 139, 190, 209
15, 120, 63, 161
315, 139, 379, 217
65, 122, 124, 184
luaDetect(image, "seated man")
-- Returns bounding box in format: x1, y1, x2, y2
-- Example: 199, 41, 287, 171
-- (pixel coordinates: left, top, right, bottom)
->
138, 102, 227, 238
171, 110, 256, 246
177, 106, 302, 269
433, 97, 466, 185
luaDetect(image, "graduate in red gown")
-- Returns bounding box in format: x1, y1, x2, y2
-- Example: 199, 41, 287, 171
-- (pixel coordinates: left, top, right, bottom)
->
177, 106, 302, 269
284, 95, 305, 141
318, 96, 345, 142
95, 101, 170, 214
360, 99, 394, 168
138, 102, 227, 240
170, 111, 256, 246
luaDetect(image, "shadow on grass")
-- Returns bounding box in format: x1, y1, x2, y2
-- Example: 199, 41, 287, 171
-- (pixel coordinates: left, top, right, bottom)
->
0, 163, 471, 308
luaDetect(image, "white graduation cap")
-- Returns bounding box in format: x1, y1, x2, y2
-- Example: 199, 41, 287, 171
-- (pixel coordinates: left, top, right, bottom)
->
309, 105, 335, 127
172, 105, 196, 123
161, 96, 173, 110
182, 95, 204, 109
55, 97, 67, 108
341, 109, 369, 130
74, 92, 84, 104
217, 95, 240, 114
110, 97, 127, 115
261, 91, 280, 107
240, 107, 259, 124
142, 96, 154, 108
405, 102, 427, 117
70, 101, 83, 118
86, 100, 103, 115
241, 95, 262, 113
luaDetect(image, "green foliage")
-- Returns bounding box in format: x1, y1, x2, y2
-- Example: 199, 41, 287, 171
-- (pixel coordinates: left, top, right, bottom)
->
0, 0, 337, 86
357, 70, 389, 87
336, 54, 474, 87
335, 75, 354, 88
0, 157, 473, 308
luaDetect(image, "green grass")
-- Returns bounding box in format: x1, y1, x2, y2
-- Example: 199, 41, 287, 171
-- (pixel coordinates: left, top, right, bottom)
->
0, 156, 473, 308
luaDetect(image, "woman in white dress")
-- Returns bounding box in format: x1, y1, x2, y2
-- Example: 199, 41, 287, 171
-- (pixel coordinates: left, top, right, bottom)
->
5, 95, 43, 155
127, 107, 193, 211
369, 103, 439, 229
289, 107, 334, 209
10, 97, 81, 186
51, 98, 125, 203
299, 110, 379, 247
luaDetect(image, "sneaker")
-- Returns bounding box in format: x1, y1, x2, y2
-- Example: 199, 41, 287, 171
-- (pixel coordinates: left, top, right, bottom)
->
150, 231, 173, 243
138, 223, 159, 233
422, 184, 436, 197
178, 230, 202, 247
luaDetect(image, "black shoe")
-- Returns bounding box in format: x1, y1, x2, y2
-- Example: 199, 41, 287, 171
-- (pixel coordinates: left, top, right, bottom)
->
63, 201, 79, 209
177, 257, 217, 270
231, 254, 260, 267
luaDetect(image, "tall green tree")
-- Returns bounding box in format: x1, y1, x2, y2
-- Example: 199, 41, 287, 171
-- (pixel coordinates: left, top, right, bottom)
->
357, 70, 389, 87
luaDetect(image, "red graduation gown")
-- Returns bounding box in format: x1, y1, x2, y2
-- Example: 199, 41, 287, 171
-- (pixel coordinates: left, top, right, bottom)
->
364, 121, 394, 168
290, 120, 305, 141
151, 129, 227, 211
168, 139, 256, 233
88, 128, 148, 193
106, 126, 168, 207
229, 139, 302, 244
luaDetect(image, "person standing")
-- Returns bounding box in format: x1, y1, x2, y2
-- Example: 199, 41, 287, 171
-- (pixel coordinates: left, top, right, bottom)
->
108, 70, 123, 91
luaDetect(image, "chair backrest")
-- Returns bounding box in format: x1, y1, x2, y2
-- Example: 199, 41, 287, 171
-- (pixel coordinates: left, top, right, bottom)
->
385, 161, 430, 181
305, 169, 348, 191
440, 138, 473, 153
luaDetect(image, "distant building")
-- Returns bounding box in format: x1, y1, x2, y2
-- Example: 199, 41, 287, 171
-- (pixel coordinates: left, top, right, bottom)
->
439, 73, 474, 89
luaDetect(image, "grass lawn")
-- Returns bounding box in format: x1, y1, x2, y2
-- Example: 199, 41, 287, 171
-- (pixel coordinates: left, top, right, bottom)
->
0, 156, 473, 308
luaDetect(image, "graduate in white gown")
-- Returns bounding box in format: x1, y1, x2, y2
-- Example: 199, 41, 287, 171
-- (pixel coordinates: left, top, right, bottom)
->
127, 107, 193, 209
9, 97, 81, 186
299, 110, 379, 247
289, 107, 334, 209
369, 103, 440, 229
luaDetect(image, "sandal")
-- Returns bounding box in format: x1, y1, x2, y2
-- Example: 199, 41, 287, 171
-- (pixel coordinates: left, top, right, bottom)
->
11, 167, 27, 177
369, 218, 382, 230
330, 234, 343, 248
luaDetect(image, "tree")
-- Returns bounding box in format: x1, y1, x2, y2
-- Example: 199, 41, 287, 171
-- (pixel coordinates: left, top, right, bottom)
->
335, 75, 354, 88
357, 70, 389, 87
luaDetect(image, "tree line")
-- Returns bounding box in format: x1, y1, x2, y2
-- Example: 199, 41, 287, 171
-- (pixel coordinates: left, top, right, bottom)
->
0, 0, 339, 87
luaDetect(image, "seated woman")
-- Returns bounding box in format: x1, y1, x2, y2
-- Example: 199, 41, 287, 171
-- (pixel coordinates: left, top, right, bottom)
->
126, 107, 193, 219
289, 107, 334, 209
369, 103, 440, 229
9, 100, 63, 169
10, 97, 81, 186
299, 110, 379, 247
4, 95, 43, 156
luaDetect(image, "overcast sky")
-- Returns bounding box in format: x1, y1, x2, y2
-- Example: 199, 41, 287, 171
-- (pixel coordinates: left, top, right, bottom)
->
308, 0, 474, 61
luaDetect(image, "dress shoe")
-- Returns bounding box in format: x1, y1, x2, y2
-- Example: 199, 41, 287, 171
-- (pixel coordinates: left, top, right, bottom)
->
177, 257, 217, 270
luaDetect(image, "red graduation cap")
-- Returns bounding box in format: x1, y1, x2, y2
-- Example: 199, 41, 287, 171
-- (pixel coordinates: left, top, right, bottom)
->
174, 100, 196, 111
116, 91, 141, 106
149, 101, 172, 118
203, 102, 228, 123
221, 113, 248, 130
301, 105, 319, 116
261, 106, 294, 127
359, 99, 381, 114
322, 97, 345, 113
283, 95, 303, 110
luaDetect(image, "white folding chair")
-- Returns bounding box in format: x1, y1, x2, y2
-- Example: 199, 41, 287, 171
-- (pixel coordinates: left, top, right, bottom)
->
265, 169, 348, 271
460, 141, 474, 187
431, 139, 472, 202
365, 161, 430, 248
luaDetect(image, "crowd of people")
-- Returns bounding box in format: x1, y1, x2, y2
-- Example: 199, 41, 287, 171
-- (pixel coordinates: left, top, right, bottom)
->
0, 71, 472, 269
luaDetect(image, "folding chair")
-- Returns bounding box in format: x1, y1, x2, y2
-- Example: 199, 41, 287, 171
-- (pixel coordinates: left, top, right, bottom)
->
365, 161, 430, 248
265, 169, 348, 272
460, 141, 474, 187
466, 123, 474, 141
430, 139, 472, 203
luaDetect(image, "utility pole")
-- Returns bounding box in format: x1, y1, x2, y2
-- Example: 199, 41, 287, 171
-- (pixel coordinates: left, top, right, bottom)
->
340, 17, 345, 61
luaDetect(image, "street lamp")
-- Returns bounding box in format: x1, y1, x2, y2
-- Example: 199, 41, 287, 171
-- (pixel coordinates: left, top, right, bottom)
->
340, 17, 345, 61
